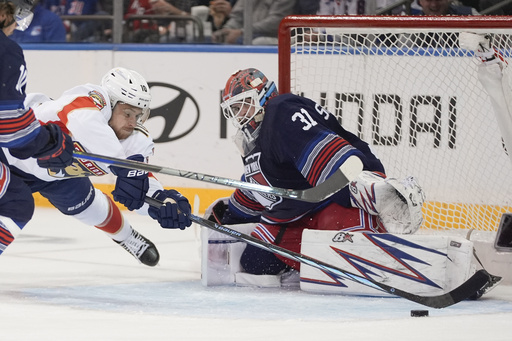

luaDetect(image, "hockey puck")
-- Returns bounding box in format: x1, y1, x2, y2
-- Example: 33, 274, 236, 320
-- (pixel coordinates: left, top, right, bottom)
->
410, 310, 429, 317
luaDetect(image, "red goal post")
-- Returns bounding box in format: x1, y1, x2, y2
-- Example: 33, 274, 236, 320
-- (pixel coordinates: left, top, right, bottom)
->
278, 16, 512, 232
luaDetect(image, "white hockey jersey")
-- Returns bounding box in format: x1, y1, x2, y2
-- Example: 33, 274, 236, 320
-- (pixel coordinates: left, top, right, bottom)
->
2, 84, 162, 195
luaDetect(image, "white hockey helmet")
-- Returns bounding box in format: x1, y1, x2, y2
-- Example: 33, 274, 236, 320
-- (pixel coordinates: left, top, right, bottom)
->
101, 67, 152, 123
0, 0, 35, 31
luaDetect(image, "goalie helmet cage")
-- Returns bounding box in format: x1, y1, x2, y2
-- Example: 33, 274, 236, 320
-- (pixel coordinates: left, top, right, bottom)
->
278, 15, 512, 232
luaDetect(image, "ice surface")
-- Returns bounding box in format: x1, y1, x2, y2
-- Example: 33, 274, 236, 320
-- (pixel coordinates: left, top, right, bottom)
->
0, 208, 510, 341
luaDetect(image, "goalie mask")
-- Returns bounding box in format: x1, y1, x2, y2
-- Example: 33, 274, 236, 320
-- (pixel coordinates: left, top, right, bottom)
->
220, 68, 278, 155
101, 67, 152, 123
0, 0, 34, 31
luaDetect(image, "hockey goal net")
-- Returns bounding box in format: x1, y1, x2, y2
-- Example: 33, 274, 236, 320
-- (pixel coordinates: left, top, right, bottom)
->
278, 16, 512, 232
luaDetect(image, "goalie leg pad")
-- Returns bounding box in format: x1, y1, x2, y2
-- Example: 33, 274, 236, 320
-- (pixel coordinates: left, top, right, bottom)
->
300, 229, 476, 296
234, 268, 300, 288
201, 222, 255, 286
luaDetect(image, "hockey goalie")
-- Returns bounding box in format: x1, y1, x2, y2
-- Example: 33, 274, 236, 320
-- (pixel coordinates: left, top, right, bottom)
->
200, 67, 480, 297
459, 31, 512, 255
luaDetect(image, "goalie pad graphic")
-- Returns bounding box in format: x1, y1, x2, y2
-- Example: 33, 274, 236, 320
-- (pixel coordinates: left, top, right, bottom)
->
201, 222, 253, 287
300, 230, 475, 296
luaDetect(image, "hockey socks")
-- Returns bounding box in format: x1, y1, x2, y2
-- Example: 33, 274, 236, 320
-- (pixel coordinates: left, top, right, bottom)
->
95, 194, 132, 242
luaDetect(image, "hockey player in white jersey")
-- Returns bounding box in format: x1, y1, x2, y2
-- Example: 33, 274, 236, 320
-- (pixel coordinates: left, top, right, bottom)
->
2, 67, 192, 267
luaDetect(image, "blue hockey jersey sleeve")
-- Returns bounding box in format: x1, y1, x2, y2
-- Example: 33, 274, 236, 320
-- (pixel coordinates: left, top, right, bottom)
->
0, 32, 43, 151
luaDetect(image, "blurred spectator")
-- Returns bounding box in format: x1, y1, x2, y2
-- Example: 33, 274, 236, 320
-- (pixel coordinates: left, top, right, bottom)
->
43, 0, 66, 14
479, 0, 512, 14
10, 1, 66, 42
152, 1, 237, 39
124, 0, 162, 43
411, 0, 479, 15
311, 0, 399, 15
124, 0, 236, 42
124, 0, 199, 42
53, 0, 111, 42
409, 0, 478, 48
150, 0, 189, 15
317, 0, 366, 14
208, 0, 235, 31
211, 0, 296, 45
294, 0, 319, 14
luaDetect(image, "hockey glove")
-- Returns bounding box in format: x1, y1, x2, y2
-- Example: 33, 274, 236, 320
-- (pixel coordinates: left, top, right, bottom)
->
207, 199, 260, 225
36, 123, 74, 169
148, 189, 192, 230
110, 154, 149, 211
207, 199, 231, 224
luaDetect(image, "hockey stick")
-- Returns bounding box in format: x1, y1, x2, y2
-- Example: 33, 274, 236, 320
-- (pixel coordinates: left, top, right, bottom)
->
146, 196, 500, 309
73, 151, 362, 203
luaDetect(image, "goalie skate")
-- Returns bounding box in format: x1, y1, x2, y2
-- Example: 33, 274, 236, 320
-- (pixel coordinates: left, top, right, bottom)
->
115, 229, 160, 266
349, 172, 425, 234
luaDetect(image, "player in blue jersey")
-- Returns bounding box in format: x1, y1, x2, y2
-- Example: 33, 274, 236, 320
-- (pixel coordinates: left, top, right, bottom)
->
0, 0, 74, 254
209, 68, 425, 276
9, 1, 66, 43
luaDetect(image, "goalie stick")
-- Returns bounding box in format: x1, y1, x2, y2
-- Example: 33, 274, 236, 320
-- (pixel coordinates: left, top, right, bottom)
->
146, 197, 501, 309
73, 150, 362, 203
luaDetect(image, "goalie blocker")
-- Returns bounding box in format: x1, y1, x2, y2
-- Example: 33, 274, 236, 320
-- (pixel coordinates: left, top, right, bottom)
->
201, 198, 478, 296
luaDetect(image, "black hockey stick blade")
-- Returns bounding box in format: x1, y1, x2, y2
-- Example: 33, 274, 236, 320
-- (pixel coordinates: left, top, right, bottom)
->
145, 197, 497, 309
74, 151, 362, 203
380, 269, 499, 309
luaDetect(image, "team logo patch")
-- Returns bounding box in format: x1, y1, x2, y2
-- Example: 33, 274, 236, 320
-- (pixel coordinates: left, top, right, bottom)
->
88, 90, 106, 110
48, 142, 108, 178
332, 232, 354, 243
450, 241, 462, 248
244, 152, 281, 209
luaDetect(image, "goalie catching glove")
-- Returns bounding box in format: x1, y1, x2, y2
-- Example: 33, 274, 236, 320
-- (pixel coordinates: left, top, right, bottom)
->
207, 197, 261, 225
148, 189, 192, 230
110, 154, 149, 211
349, 171, 425, 234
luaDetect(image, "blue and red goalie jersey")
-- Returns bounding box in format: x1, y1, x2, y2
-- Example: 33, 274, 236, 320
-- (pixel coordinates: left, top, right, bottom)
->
229, 93, 385, 224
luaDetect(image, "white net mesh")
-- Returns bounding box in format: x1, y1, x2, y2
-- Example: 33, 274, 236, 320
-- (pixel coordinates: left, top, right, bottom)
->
280, 17, 512, 231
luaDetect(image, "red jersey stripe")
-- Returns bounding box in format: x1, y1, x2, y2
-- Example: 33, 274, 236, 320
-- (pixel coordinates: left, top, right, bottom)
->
0, 108, 37, 134
57, 96, 98, 126
307, 138, 349, 185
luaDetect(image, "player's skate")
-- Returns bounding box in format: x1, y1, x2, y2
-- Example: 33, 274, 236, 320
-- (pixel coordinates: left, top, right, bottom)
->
349, 171, 425, 234
115, 229, 160, 266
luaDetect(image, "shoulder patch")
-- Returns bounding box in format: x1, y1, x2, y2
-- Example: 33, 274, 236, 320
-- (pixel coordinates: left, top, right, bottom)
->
88, 90, 107, 110
135, 123, 150, 137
